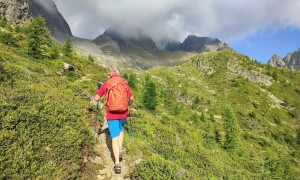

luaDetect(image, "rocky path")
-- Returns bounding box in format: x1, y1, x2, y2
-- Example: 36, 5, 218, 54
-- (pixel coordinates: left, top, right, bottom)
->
82, 113, 130, 180
94, 119, 129, 180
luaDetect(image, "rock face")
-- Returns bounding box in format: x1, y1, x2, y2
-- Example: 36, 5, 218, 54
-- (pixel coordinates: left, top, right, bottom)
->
268, 49, 300, 70
165, 35, 231, 52
0, 0, 32, 24
268, 54, 286, 68
227, 59, 273, 86
27, 0, 72, 41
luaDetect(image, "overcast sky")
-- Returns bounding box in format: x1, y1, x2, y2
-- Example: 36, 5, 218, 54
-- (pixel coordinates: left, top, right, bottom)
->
52, 0, 300, 63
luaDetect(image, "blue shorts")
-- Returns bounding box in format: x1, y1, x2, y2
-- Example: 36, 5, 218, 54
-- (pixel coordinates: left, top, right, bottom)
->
107, 119, 126, 138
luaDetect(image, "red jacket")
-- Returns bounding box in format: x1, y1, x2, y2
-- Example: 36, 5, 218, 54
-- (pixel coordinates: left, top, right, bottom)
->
97, 80, 133, 120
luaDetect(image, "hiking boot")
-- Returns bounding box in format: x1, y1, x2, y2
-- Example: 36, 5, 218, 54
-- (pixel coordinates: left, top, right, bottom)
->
119, 154, 123, 162
114, 164, 121, 174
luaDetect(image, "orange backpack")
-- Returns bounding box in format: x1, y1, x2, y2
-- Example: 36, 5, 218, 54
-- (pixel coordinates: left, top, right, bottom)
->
105, 76, 129, 112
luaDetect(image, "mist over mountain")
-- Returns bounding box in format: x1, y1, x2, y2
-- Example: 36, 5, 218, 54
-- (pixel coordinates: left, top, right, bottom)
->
98, 29, 158, 53
165, 35, 230, 52
2, 0, 300, 71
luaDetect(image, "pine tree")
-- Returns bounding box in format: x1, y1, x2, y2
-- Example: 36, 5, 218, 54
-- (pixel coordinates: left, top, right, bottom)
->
203, 123, 215, 149
214, 128, 222, 144
0, 32, 18, 47
192, 95, 202, 109
200, 111, 205, 121
128, 73, 137, 89
209, 114, 215, 123
27, 16, 53, 59
223, 107, 241, 151
62, 36, 73, 57
142, 75, 157, 111
88, 54, 94, 62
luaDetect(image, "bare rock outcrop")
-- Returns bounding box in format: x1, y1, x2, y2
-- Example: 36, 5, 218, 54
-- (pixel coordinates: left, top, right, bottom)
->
0, 0, 32, 24
227, 60, 273, 86
268, 48, 300, 71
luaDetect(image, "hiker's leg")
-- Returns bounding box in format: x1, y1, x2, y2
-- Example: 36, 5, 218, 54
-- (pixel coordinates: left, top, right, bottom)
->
119, 119, 126, 153
119, 131, 124, 152
112, 137, 120, 164
107, 120, 121, 164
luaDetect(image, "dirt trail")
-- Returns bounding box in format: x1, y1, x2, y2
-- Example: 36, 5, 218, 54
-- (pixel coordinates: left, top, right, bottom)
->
82, 114, 130, 180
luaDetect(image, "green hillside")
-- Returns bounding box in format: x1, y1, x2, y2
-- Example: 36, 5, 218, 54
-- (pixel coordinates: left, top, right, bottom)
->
1, 16, 300, 179
0, 16, 108, 179
125, 50, 300, 179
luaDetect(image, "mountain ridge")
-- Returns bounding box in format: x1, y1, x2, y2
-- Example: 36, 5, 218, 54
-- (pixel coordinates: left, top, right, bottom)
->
165, 35, 230, 52
268, 48, 300, 70
1, 0, 230, 70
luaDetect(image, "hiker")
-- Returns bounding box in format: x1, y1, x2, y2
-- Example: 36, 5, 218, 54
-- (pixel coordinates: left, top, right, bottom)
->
93, 70, 134, 174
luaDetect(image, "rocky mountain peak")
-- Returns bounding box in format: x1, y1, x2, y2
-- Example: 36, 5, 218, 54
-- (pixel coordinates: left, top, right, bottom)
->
0, 0, 32, 24
164, 35, 230, 52
268, 54, 285, 68
268, 49, 300, 70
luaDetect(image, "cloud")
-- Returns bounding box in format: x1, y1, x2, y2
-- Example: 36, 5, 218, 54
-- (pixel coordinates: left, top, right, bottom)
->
52, 0, 300, 43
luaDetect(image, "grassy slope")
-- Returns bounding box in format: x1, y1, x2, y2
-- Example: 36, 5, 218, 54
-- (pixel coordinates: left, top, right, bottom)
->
1, 17, 300, 179
0, 19, 109, 178
125, 50, 300, 179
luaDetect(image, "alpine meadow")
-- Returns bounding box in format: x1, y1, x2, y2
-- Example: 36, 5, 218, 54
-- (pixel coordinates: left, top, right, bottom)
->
1, 6, 300, 180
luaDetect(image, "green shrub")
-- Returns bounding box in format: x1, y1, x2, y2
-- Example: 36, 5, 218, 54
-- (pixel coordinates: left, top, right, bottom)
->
295, 88, 300, 95
0, 32, 18, 47
251, 101, 259, 109
223, 108, 241, 151
88, 54, 94, 62
271, 71, 278, 80
0, 16, 9, 28
203, 123, 215, 149
0, 88, 92, 179
62, 36, 73, 57
273, 115, 281, 125
209, 114, 215, 122
200, 111, 205, 121
249, 111, 257, 119
128, 73, 137, 89
26, 16, 54, 59
142, 75, 157, 111
288, 110, 298, 119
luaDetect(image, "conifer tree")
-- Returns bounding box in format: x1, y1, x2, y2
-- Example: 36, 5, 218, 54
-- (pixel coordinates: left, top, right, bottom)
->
209, 114, 215, 122
223, 107, 241, 151
62, 36, 73, 57
128, 73, 137, 89
214, 127, 222, 145
142, 75, 157, 111
0, 32, 18, 47
203, 123, 215, 149
88, 54, 94, 62
27, 16, 53, 59
200, 111, 205, 121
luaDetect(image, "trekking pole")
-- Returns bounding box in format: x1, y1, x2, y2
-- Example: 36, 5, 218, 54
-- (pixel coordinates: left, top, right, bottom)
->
130, 114, 134, 143
94, 82, 102, 140
129, 102, 134, 143
94, 101, 99, 140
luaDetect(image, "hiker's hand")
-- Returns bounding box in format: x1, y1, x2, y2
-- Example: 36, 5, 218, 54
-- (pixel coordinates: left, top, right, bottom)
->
129, 100, 134, 107
90, 96, 98, 106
